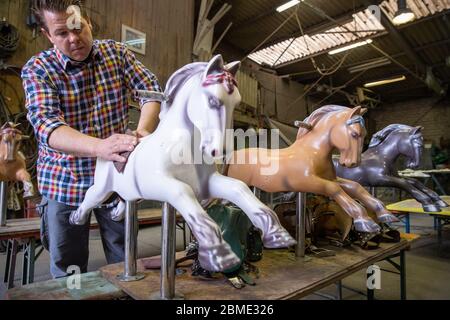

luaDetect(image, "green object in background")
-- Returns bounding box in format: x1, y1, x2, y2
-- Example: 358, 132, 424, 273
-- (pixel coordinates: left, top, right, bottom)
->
206, 204, 263, 274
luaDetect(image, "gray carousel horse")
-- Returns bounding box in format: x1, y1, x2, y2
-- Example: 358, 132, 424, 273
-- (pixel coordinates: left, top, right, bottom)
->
335, 124, 449, 212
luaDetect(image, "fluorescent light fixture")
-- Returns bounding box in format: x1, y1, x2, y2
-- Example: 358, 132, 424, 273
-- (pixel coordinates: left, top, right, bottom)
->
364, 75, 406, 88
328, 39, 373, 55
276, 0, 300, 13
348, 57, 391, 73
393, 0, 415, 25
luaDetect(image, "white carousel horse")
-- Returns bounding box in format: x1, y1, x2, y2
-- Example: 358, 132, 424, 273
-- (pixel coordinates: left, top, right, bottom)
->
69, 55, 296, 272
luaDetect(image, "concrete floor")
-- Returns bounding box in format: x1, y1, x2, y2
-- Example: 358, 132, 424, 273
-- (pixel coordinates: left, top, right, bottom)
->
0, 213, 449, 300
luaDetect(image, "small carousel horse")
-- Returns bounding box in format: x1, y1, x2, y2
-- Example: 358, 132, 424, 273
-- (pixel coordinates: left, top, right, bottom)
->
335, 124, 449, 212
0, 122, 34, 197
69, 55, 295, 272
226, 105, 399, 233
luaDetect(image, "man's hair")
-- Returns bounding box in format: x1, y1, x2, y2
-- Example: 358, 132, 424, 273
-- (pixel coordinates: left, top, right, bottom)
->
33, 0, 89, 31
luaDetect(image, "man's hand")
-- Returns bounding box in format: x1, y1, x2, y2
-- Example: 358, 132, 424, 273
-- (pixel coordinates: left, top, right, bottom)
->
96, 134, 138, 162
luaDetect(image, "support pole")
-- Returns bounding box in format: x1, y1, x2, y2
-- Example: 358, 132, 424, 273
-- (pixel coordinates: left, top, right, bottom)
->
0, 181, 7, 227
157, 202, 183, 300
118, 201, 144, 282
296, 192, 306, 257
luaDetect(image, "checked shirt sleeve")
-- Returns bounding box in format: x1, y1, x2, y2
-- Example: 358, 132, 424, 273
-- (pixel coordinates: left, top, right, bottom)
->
121, 43, 163, 107
22, 60, 67, 148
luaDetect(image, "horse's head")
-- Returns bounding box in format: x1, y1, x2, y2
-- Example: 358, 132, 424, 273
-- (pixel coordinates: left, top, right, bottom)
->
0, 122, 29, 162
331, 106, 367, 168
188, 55, 241, 159
397, 126, 424, 169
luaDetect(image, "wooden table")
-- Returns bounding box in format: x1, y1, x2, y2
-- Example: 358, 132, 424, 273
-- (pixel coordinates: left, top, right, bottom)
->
98, 236, 415, 300
387, 196, 449, 247
0, 208, 186, 289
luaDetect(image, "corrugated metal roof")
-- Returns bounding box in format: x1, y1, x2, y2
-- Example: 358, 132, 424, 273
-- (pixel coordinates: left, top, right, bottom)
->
248, 8, 386, 66
246, 0, 449, 67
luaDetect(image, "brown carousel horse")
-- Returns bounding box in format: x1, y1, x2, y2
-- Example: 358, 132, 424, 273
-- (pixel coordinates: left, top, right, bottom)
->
0, 122, 34, 197
226, 105, 399, 233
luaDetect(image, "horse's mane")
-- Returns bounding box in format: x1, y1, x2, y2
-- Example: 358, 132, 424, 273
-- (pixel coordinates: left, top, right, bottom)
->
368, 124, 414, 148
159, 62, 207, 120
296, 105, 350, 140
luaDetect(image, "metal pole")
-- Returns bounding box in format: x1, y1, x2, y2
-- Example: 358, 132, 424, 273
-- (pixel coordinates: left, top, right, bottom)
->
160, 202, 177, 299
296, 192, 306, 257
0, 181, 7, 227
370, 187, 376, 197
118, 201, 144, 282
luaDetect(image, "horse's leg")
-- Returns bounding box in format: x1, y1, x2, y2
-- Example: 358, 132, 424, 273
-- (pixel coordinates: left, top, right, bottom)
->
337, 178, 399, 223
15, 169, 35, 198
304, 176, 380, 233
69, 183, 114, 226
153, 176, 240, 272
404, 178, 449, 208
207, 172, 296, 248
378, 176, 440, 212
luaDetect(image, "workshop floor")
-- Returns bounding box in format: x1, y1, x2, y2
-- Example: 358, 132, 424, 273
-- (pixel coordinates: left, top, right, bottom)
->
1, 213, 449, 300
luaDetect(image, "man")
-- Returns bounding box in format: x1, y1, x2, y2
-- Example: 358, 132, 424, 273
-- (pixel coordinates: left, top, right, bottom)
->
22, 0, 163, 278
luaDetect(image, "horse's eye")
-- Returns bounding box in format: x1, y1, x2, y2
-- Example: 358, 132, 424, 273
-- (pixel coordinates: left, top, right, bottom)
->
208, 96, 222, 108
351, 132, 358, 138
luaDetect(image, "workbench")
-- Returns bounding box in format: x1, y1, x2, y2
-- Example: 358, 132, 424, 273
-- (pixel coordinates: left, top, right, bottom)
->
387, 196, 449, 248
7, 235, 417, 300
0, 209, 186, 289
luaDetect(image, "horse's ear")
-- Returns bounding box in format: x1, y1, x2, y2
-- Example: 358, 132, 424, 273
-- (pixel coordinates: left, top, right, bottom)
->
349, 106, 362, 118
225, 61, 241, 77
412, 126, 424, 134
360, 107, 368, 116
204, 54, 224, 78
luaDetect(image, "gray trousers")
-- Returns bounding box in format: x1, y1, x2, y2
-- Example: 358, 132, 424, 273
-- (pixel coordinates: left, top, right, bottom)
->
38, 197, 125, 279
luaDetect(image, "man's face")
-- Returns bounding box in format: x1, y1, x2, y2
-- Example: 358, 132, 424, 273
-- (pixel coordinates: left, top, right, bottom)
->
41, 10, 93, 62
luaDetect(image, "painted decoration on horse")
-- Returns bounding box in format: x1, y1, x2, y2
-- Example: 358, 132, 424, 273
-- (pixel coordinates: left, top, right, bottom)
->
226, 105, 399, 233
335, 124, 449, 212
0, 122, 35, 197
69, 55, 295, 272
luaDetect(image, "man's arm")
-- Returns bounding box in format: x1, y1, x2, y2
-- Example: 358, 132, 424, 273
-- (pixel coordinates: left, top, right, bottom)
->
48, 126, 138, 162
121, 43, 163, 137
135, 101, 161, 136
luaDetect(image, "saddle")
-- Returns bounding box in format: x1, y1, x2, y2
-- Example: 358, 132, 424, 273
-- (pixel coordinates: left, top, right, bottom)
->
113, 130, 142, 173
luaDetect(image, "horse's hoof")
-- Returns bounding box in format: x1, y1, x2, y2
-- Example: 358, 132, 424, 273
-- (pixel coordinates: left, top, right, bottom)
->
198, 242, 241, 272
263, 229, 297, 248
377, 213, 400, 223
423, 204, 441, 212
354, 219, 381, 233
435, 200, 449, 208
69, 209, 88, 225
110, 201, 126, 222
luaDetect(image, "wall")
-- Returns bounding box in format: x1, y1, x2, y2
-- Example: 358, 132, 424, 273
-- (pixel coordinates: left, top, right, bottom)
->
0, 0, 195, 114
240, 60, 308, 126
370, 97, 450, 145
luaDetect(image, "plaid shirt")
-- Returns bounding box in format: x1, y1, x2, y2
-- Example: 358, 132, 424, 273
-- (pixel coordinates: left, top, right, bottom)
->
22, 40, 162, 206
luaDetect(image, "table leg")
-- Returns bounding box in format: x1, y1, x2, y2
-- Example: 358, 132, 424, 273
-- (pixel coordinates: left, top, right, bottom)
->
22, 237, 36, 285
405, 213, 411, 234
400, 249, 406, 300
336, 281, 343, 300
4, 239, 19, 289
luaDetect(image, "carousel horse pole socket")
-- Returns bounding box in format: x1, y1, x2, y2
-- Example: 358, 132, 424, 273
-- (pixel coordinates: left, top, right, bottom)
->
0, 122, 35, 197
226, 105, 399, 234
69, 55, 295, 273
334, 124, 449, 212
